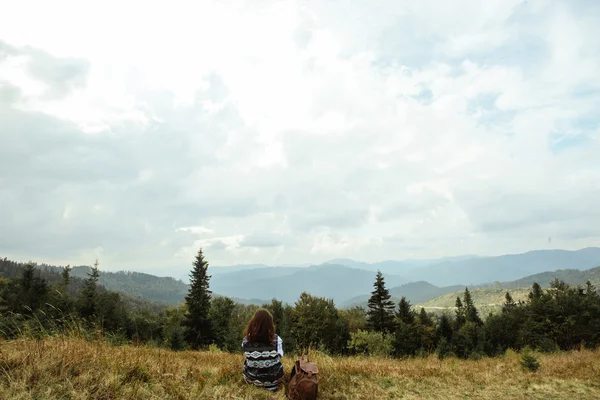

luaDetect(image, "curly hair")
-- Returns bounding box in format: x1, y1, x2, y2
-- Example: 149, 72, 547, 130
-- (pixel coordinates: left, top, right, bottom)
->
244, 308, 276, 344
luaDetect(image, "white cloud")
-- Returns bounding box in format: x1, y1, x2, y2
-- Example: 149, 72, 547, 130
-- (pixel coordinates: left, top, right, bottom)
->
0, 0, 599, 275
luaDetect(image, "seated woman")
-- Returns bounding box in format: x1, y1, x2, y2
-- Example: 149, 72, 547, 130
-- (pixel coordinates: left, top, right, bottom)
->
242, 309, 284, 391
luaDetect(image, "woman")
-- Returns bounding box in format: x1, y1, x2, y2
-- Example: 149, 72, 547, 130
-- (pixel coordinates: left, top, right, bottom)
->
242, 308, 284, 391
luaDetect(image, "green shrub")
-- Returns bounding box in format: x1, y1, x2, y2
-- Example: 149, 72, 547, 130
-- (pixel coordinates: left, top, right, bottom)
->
436, 337, 453, 360
347, 329, 394, 357
520, 349, 541, 372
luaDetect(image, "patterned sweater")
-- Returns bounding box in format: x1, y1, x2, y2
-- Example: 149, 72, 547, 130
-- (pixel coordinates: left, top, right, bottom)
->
242, 335, 284, 389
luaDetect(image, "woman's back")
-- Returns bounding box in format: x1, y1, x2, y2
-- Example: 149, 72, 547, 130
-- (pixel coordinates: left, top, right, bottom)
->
242, 309, 284, 391
242, 335, 284, 389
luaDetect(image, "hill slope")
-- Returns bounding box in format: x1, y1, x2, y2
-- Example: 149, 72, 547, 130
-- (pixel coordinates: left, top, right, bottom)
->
419, 265, 600, 311
2, 337, 599, 399
404, 247, 600, 286
343, 281, 464, 308
42, 265, 191, 306
497, 266, 600, 289
0, 258, 172, 313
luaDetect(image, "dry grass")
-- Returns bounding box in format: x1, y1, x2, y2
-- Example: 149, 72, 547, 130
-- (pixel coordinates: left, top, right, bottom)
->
1, 338, 599, 399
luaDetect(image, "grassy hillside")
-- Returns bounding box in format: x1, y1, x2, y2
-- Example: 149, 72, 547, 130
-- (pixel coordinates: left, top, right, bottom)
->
497, 266, 600, 289
343, 281, 464, 308
418, 287, 532, 313
419, 266, 600, 313
1, 338, 599, 399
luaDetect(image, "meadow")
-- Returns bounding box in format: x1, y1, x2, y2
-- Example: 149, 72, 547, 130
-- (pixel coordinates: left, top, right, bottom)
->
1, 337, 599, 399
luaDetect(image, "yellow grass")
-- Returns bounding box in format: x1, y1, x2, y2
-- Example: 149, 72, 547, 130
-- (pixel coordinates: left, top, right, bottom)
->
1, 338, 599, 399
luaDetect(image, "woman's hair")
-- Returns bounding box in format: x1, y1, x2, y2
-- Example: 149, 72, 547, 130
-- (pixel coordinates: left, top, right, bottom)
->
245, 308, 276, 344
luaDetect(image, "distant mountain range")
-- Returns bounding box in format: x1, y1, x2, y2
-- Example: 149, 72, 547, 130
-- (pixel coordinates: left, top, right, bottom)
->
322, 247, 600, 286
9, 247, 597, 308
402, 247, 600, 286
209, 264, 406, 304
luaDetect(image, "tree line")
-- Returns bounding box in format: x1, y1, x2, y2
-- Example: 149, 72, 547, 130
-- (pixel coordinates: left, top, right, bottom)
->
1, 251, 599, 359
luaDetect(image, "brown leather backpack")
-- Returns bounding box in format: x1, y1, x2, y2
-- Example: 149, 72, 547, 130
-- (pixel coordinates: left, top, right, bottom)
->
288, 359, 318, 400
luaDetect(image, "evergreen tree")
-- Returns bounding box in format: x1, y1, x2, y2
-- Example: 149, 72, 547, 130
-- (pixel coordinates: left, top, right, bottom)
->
184, 248, 213, 348
396, 297, 415, 325
393, 320, 421, 357
79, 259, 100, 319
455, 296, 466, 330
367, 271, 395, 333
549, 278, 568, 291
463, 288, 482, 325
418, 307, 434, 326
61, 265, 71, 289
502, 291, 516, 313
437, 313, 453, 342
20, 263, 36, 293
529, 282, 543, 301
16, 263, 48, 314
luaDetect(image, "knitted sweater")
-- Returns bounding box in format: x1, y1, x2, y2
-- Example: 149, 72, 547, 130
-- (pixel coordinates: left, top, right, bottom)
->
242, 335, 284, 389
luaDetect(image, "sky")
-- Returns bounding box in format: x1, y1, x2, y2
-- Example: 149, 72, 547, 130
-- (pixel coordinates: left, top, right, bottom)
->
0, 0, 599, 276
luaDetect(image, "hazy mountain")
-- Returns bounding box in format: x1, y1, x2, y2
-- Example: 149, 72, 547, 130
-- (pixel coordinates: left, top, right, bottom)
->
209, 263, 312, 276
402, 247, 600, 286
209, 266, 304, 285
13, 247, 596, 309
326, 255, 484, 275
343, 281, 464, 308
210, 264, 406, 304
418, 265, 600, 311
324, 258, 371, 269
209, 264, 271, 275
495, 265, 600, 289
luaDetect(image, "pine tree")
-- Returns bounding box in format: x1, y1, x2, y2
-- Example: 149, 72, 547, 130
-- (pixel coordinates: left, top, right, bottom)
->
437, 313, 453, 341
61, 265, 72, 289
184, 248, 213, 348
19, 263, 36, 292
396, 297, 415, 325
502, 291, 516, 313
418, 307, 433, 326
79, 259, 100, 319
455, 296, 466, 330
367, 271, 395, 333
529, 282, 543, 301
463, 288, 482, 325
17, 262, 48, 314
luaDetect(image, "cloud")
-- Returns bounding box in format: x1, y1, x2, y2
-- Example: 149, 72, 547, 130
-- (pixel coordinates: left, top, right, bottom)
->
0, 40, 89, 99
240, 232, 293, 248
0, 0, 599, 275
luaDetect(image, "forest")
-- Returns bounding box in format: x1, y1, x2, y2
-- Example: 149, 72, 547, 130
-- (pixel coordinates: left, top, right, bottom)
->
1, 249, 600, 360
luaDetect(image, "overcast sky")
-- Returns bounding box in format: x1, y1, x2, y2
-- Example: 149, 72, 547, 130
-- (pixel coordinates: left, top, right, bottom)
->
1, 0, 599, 276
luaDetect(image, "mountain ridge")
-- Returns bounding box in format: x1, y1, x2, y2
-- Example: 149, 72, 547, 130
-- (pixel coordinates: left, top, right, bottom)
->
4, 247, 597, 308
